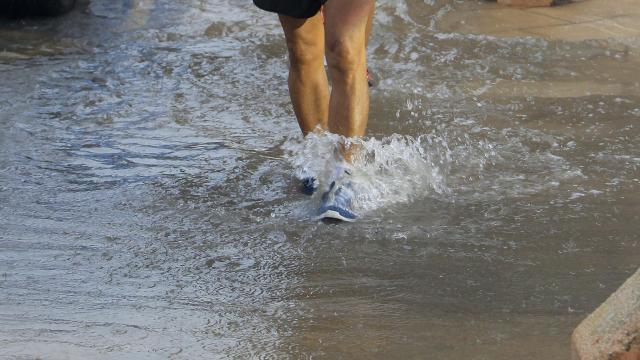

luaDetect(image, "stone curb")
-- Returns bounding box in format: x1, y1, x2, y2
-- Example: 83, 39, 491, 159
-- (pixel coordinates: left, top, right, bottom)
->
572, 268, 640, 360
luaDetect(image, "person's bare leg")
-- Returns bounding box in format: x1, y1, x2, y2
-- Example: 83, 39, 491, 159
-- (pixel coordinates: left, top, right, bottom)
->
365, 5, 374, 47
323, 0, 374, 161
279, 12, 329, 135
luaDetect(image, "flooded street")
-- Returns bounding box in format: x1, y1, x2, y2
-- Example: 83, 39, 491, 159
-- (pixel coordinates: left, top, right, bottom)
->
1, 0, 639, 358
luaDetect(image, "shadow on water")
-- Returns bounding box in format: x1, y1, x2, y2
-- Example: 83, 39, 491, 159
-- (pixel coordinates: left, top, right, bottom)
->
0, 0, 639, 359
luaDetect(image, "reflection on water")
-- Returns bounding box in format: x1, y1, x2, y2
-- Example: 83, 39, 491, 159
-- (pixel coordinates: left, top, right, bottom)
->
1, 0, 639, 358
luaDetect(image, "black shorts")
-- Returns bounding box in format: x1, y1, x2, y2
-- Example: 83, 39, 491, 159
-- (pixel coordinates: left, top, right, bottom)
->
253, 0, 327, 19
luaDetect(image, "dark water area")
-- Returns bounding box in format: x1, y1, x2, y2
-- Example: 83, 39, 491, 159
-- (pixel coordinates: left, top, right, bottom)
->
0, 0, 639, 358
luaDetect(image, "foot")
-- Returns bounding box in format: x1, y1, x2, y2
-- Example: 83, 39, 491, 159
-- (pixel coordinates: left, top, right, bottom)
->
318, 179, 357, 222
300, 176, 317, 195
366, 67, 379, 88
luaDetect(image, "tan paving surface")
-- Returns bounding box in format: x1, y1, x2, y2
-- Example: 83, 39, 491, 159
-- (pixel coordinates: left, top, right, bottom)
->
474, 80, 640, 98
439, 0, 640, 41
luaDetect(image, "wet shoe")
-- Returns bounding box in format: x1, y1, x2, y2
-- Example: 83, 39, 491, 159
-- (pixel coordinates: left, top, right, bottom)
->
298, 167, 317, 195
300, 176, 317, 195
318, 180, 357, 222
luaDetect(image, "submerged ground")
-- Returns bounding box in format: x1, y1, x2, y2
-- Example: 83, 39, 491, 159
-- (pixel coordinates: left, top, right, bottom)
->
0, 0, 639, 358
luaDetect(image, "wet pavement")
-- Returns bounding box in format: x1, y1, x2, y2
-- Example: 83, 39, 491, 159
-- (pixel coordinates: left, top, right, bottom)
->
0, 0, 639, 359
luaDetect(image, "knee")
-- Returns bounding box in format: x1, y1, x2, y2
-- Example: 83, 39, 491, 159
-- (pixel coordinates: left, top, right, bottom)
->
285, 37, 323, 69
326, 37, 363, 76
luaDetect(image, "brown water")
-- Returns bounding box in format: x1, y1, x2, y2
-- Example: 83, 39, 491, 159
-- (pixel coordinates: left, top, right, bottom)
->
1, 0, 639, 359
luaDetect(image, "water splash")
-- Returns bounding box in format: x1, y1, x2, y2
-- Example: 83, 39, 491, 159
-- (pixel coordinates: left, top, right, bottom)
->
282, 128, 497, 213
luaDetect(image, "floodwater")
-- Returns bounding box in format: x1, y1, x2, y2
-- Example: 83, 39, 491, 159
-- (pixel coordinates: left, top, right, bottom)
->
1, 0, 639, 358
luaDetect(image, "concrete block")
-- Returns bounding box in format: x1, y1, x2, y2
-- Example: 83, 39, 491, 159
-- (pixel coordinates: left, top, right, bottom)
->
572, 268, 640, 360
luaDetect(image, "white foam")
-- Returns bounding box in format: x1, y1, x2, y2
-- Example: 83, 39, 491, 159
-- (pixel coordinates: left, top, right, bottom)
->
282, 130, 486, 213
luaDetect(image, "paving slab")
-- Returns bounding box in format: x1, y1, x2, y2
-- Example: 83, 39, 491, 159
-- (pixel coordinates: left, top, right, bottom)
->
527, 17, 640, 41
438, 0, 640, 41
440, 7, 567, 35
474, 80, 639, 98
497, 0, 554, 6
